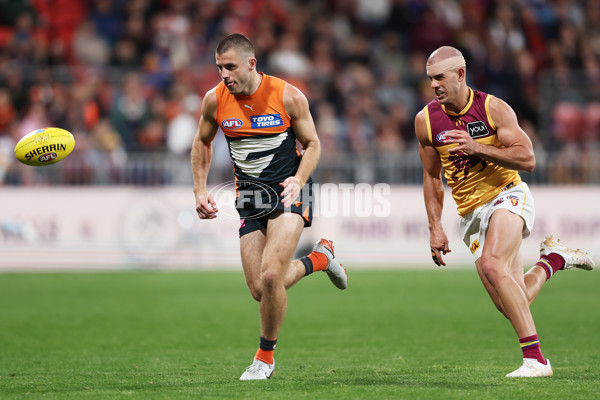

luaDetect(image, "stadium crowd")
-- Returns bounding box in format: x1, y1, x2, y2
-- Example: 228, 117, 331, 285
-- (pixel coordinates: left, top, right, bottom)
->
0, 0, 599, 185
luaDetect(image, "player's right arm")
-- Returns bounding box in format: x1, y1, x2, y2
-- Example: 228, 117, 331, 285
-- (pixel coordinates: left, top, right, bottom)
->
191, 88, 219, 219
415, 110, 451, 266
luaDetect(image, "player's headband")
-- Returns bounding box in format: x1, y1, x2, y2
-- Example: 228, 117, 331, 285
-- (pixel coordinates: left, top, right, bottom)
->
426, 56, 466, 76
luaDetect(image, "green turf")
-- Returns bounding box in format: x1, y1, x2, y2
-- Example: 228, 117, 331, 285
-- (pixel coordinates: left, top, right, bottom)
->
0, 269, 598, 399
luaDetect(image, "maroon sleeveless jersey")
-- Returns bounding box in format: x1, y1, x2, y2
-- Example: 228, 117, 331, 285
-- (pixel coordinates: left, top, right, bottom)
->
423, 88, 520, 216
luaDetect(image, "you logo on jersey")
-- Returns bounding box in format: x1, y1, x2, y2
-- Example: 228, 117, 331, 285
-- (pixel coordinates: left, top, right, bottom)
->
466, 121, 489, 138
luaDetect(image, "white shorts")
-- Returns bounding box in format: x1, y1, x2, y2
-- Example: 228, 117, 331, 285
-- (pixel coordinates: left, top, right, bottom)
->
459, 182, 535, 261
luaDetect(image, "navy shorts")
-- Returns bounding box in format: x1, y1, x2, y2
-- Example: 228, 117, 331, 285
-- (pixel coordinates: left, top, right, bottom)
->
236, 179, 313, 237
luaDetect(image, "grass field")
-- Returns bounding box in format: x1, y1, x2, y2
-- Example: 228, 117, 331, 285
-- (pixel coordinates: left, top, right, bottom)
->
0, 269, 599, 399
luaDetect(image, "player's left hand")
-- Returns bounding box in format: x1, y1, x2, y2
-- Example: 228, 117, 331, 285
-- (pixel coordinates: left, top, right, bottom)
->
430, 229, 451, 267
444, 129, 481, 156
280, 176, 303, 208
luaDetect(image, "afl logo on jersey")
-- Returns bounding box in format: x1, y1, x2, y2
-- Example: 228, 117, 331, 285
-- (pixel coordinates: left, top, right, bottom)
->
436, 131, 450, 142
222, 118, 243, 129
466, 121, 489, 138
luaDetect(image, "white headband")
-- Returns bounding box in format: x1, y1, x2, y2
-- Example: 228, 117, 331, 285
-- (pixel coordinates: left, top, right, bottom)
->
426, 56, 466, 76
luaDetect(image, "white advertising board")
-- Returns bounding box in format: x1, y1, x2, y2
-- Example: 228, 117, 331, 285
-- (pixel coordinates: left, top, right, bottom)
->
1, 185, 598, 270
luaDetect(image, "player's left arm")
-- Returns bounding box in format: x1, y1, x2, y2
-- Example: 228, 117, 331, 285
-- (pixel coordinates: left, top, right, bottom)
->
444, 97, 535, 172
280, 83, 321, 207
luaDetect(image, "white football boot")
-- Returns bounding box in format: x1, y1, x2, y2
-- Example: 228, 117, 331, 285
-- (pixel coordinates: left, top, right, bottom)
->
313, 238, 348, 290
540, 236, 595, 270
240, 359, 275, 380
506, 358, 553, 377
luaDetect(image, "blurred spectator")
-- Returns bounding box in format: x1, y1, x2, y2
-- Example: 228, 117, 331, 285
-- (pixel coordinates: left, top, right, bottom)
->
583, 102, 600, 142
340, 97, 375, 155
267, 33, 311, 79
385, 0, 419, 49
373, 31, 408, 76
0, 123, 35, 185
0, 63, 29, 113
375, 69, 417, 119
0, 134, 13, 183
410, 7, 452, 54
88, 118, 127, 184
342, 33, 372, 66
519, 5, 547, 68
488, 3, 525, 53
61, 129, 93, 185
111, 38, 141, 68
137, 116, 166, 152
166, 93, 200, 156
553, 102, 584, 142
354, 0, 391, 36
376, 115, 405, 154
0, 0, 35, 26
308, 38, 336, 84
68, 81, 101, 132
314, 102, 340, 159
549, 101, 600, 184
151, 3, 193, 73
520, 119, 548, 183
121, 11, 151, 60
0, 88, 16, 134
18, 102, 48, 139
46, 84, 69, 129
557, 21, 582, 69
72, 19, 111, 66
110, 72, 151, 150
90, 0, 122, 45
8, 12, 37, 64
585, 1, 600, 55
432, 0, 463, 31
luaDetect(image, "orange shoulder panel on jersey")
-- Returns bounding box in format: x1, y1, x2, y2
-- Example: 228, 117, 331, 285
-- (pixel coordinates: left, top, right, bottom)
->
216, 73, 292, 138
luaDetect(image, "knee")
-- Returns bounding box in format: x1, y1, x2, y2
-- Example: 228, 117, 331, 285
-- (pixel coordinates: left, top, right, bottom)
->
260, 266, 284, 291
479, 255, 505, 287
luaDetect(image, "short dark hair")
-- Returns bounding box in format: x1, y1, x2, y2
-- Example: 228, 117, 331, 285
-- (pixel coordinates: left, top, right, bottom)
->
216, 33, 255, 57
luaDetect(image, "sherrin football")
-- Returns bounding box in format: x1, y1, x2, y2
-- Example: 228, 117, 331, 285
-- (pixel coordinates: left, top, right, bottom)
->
14, 127, 75, 166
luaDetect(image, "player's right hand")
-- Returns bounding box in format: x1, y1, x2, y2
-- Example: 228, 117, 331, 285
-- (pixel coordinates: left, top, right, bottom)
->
195, 192, 218, 219
430, 230, 451, 266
